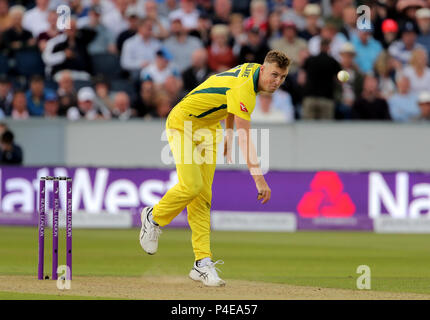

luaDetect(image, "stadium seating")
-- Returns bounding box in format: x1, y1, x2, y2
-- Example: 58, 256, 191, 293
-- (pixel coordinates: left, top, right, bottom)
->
14, 50, 45, 77
90, 53, 122, 80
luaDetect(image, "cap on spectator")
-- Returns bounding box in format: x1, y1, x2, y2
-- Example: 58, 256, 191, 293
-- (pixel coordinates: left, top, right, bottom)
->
156, 47, 173, 61
339, 42, 356, 54
418, 91, 430, 103
416, 8, 430, 19
381, 19, 398, 33
304, 4, 321, 16
142, 74, 153, 82
125, 6, 140, 18
78, 87, 95, 102
400, 21, 418, 34
281, 20, 297, 30
45, 91, 57, 101
396, 0, 425, 12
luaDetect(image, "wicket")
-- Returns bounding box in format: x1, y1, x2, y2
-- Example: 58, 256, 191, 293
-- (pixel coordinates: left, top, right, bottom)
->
38, 176, 73, 280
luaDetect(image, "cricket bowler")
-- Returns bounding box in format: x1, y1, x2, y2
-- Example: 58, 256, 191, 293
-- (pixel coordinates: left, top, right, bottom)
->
139, 50, 290, 286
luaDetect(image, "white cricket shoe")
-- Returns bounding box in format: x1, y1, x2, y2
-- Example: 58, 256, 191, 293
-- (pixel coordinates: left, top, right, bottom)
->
139, 207, 161, 255
189, 260, 226, 287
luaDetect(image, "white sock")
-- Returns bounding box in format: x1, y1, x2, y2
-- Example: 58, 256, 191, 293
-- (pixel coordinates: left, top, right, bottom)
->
197, 257, 212, 267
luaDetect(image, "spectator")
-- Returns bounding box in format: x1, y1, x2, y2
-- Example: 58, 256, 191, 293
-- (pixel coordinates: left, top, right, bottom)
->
37, 9, 60, 52
335, 42, 364, 120
189, 12, 212, 47
127, 0, 146, 15
308, 19, 347, 61
150, 90, 172, 118
351, 29, 383, 74
120, 17, 162, 80
70, 0, 90, 19
352, 75, 391, 120
282, 0, 307, 32
0, 76, 13, 116
145, 0, 169, 40
380, 19, 399, 49
302, 38, 341, 120
0, 122, 7, 135
56, 70, 77, 116
211, 0, 232, 25
67, 86, 109, 120
159, 0, 180, 18
267, 10, 282, 43
111, 91, 134, 120
11, 91, 29, 120
229, 13, 247, 56
132, 79, 156, 117
0, 130, 23, 165
44, 91, 60, 118
207, 24, 236, 72
269, 21, 307, 75
22, 0, 49, 38
388, 75, 420, 122
26, 75, 55, 116
82, 5, 117, 55
141, 48, 181, 86
253, 91, 295, 123
42, 18, 96, 80
402, 48, 430, 95
388, 21, 424, 67
0, 0, 10, 33
327, 0, 347, 30
169, 0, 200, 32
339, 6, 358, 41
374, 51, 397, 99
238, 26, 270, 65
413, 91, 430, 121
298, 4, 321, 41
116, 8, 140, 55
0, 5, 36, 58
416, 8, 430, 53
182, 48, 211, 93
396, 0, 426, 27
101, 0, 129, 39
164, 75, 184, 105
164, 18, 203, 73
244, 0, 268, 35
94, 77, 115, 113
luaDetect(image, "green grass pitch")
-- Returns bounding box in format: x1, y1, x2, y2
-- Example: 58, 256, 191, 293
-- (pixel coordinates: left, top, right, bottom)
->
1, 226, 430, 297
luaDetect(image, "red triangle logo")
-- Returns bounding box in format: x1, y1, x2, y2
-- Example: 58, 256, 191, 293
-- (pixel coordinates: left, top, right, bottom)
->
297, 171, 356, 218
240, 102, 248, 112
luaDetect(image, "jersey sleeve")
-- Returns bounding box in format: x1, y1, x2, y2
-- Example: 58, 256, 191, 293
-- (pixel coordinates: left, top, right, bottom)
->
226, 87, 255, 121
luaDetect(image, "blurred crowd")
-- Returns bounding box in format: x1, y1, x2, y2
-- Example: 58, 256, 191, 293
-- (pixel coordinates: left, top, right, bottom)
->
0, 0, 430, 123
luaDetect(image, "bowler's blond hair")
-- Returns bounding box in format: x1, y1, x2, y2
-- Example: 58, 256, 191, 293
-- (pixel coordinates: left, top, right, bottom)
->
264, 50, 291, 69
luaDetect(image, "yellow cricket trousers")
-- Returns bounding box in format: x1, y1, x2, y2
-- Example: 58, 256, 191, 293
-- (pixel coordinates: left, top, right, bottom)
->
152, 106, 222, 261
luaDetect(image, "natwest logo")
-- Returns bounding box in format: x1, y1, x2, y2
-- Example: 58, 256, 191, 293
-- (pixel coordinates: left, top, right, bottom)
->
369, 172, 430, 218
297, 171, 356, 218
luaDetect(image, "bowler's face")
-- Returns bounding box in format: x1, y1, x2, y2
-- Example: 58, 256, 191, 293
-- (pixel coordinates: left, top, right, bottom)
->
259, 63, 288, 93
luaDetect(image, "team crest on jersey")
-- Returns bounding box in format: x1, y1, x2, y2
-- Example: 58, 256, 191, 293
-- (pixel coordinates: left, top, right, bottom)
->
240, 102, 248, 112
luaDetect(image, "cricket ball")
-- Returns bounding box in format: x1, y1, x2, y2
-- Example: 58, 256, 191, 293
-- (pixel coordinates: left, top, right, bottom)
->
337, 70, 350, 82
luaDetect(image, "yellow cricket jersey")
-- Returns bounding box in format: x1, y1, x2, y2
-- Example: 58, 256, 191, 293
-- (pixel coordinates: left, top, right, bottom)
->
177, 63, 261, 123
